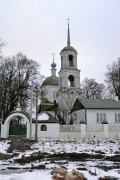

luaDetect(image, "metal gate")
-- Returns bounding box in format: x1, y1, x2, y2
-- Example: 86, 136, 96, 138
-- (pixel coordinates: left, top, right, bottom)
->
9, 118, 27, 136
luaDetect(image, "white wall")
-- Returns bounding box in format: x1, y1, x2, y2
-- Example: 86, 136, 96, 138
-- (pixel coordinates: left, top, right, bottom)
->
86, 125, 104, 139
36, 123, 60, 139
108, 125, 120, 139
42, 85, 59, 102
59, 132, 81, 139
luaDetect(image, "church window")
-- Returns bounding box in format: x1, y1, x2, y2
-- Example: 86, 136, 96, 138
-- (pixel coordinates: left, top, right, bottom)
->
68, 75, 75, 87
69, 55, 74, 67
41, 125, 47, 131
115, 114, 120, 123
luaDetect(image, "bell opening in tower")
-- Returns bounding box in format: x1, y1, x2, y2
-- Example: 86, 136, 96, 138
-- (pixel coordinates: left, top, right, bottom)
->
68, 75, 75, 87
69, 55, 74, 67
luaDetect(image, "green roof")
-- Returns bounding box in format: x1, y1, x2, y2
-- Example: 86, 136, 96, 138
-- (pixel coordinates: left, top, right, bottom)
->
7, 109, 30, 120
72, 98, 120, 111
42, 76, 59, 86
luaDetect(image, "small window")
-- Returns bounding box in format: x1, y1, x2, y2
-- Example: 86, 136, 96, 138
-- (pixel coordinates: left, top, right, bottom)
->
103, 113, 106, 121
118, 114, 120, 122
96, 113, 106, 123
97, 113, 99, 122
115, 114, 120, 123
100, 113, 102, 122
115, 114, 117, 122
41, 125, 47, 131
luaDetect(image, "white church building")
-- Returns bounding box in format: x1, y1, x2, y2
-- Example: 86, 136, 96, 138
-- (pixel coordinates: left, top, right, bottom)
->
0, 22, 120, 139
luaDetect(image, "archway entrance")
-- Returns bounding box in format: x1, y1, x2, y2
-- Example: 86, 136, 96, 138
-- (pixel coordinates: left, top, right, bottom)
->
9, 116, 27, 137
2, 111, 30, 139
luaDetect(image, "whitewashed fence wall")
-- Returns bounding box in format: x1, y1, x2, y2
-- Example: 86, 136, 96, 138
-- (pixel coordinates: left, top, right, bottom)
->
85, 125, 104, 139
108, 125, 120, 139
59, 124, 120, 139
59, 125, 81, 139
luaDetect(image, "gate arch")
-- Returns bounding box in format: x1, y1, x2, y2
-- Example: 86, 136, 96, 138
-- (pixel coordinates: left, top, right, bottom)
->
2, 111, 30, 139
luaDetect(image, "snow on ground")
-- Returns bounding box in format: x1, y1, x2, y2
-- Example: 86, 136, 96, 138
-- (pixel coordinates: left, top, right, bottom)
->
0, 140, 10, 154
0, 138, 120, 179
0, 170, 51, 180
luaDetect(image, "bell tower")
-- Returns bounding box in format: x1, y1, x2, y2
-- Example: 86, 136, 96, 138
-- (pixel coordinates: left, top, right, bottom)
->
58, 20, 80, 96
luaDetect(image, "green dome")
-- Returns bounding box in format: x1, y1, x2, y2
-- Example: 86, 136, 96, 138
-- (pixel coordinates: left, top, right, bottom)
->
42, 76, 59, 86
61, 45, 77, 53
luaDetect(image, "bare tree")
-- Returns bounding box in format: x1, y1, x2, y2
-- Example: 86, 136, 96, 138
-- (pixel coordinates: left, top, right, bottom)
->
0, 52, 43, 119
0, 39, 6, 52
0, 39, 6, 49
105, 58, 120, 100
81, 78, 105, 99
57, 92, 77, 124
0, 39, 6, 59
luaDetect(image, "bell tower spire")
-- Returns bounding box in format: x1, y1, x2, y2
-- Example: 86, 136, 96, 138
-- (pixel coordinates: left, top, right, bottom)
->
67, 19, 70, 46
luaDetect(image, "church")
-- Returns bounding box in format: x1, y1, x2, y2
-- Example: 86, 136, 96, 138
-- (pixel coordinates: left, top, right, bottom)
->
41, 21, 81, 124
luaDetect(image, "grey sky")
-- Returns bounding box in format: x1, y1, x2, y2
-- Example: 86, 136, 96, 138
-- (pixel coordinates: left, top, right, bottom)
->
0, 0, 120, 83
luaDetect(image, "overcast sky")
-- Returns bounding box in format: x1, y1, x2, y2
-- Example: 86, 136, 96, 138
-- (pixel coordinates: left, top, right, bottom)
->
0, 0, 120, 83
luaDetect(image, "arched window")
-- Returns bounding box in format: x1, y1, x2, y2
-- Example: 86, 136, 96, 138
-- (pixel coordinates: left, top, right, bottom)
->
41, 125, 47, 131
68, 75, 75, 87
69, 55, 74, 67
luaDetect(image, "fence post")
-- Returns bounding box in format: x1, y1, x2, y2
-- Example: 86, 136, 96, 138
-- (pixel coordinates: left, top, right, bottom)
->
102, 120, 108, 139
80, 120, 86, 139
